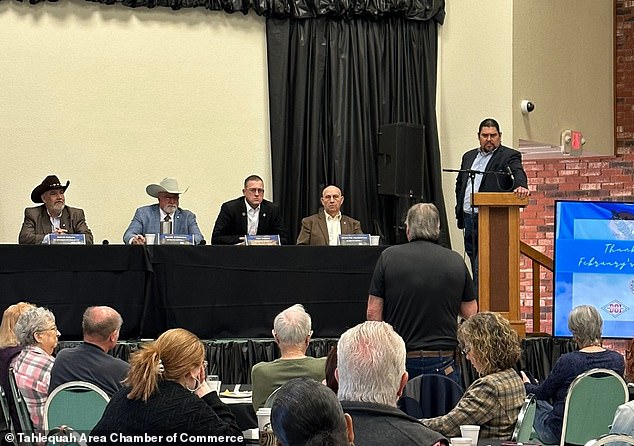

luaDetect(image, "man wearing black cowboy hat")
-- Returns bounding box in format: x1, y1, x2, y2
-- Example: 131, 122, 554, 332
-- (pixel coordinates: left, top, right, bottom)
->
18, 175, 94, 244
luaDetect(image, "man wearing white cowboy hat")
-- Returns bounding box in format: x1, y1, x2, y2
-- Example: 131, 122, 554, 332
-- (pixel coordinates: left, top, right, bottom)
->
123, 177, 204, 245
19, 174, 94, 244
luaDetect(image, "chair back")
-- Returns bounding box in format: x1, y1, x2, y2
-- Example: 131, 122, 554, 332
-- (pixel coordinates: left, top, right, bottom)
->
0, 385, 17, 445
264, 386, 281, 408
585, 433, 634, 446
43, 381, 109, 433
8, 366, 34, 438
512, 393, 536, 442
561, 368, 628, 446
399, 374, 464, 419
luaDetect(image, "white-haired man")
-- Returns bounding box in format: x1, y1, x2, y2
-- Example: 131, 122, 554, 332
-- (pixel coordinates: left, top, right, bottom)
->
251, 304, 326, 411
337, 321, 447, 446
123, 177, 204, 245
367, 203, 477, 384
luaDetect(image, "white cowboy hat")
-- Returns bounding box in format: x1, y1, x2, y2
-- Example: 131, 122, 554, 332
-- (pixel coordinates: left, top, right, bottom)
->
146, 178, 189, 198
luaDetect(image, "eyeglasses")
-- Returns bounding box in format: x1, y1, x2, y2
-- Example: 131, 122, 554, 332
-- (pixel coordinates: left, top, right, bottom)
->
38, 326, 59, 336
246, 188, 264, 195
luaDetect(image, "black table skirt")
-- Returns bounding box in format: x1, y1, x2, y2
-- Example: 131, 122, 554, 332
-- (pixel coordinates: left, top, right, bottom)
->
58, 336, 574, 388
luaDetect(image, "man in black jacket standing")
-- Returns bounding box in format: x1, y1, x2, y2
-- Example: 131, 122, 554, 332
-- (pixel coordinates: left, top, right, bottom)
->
455, 118, 530, 288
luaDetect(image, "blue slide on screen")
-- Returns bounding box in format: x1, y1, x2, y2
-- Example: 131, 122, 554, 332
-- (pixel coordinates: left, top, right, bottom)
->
555, 200, 634, 338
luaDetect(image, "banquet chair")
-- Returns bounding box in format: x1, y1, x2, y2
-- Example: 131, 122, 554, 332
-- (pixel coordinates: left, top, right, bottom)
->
584, 433, 634, 446
512, 393, 536, 442
264, 386, 281, 408
559, 368, 628, 446
43, 381, 109, 433
0, 385, 17, 446
8, 366, 34, 442
399, 374, 464, 419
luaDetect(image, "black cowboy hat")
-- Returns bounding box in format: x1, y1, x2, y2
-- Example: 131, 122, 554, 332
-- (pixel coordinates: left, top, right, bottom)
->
31, 175, 70, 203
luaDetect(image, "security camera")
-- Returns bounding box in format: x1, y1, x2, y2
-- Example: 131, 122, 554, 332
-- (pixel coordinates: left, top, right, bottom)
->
521, 100, 535, 114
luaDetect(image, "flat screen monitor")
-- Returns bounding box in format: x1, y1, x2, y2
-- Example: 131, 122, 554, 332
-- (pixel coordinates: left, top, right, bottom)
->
554, 200, 634, 338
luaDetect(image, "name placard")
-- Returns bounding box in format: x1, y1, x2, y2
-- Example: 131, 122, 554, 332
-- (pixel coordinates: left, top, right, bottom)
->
45, 234, 86, 245
245, 235, 281, 246
158, 234, 195, 245
338, 234, 371, 246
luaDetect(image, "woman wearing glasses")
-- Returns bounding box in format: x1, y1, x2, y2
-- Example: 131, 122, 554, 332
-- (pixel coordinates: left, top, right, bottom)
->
422, 312, 525, 439
91, 328, 243, 444
12, 306, 59, 432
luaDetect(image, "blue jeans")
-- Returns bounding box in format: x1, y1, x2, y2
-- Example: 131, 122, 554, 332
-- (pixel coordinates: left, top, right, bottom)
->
533, 399, 559, 444
406, 356, 462, 387
463, 212, 479, 294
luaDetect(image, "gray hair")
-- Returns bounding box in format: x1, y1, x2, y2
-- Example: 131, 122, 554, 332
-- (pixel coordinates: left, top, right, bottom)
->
568, 305, 603, 348
273, 304, 312, 346
14, 307, 55, 347
337, 321, 406, 407
406, 203, 440, 242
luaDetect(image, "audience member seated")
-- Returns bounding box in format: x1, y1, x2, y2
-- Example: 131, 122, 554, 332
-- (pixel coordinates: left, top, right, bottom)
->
251, 304, 326, 411
49, 306, 129, 397
609, 400, 634, 446
12, 306, 59, 432
324, 346, 338, 394
522, 305, 625, 445
337, 321, 446, 446
90, 328, 243, 444
0, 302, 35, 430
422, 312, 525, 439
271, 377, 354, 446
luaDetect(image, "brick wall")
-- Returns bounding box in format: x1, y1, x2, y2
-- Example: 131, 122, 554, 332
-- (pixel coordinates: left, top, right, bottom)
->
519, 1, 634, 353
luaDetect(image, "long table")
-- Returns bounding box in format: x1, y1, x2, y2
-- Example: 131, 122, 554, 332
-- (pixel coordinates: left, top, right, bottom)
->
0, 245, 385, 339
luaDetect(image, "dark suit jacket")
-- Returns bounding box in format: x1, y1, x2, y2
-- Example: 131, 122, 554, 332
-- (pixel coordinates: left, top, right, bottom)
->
18, 205, 94, 244
454, 145, 528, 229
211, 197, 288, 245
296, 208, 363, 245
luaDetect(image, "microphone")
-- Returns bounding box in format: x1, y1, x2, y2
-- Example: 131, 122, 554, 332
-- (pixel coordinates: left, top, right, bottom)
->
199, 239, 207, 246
102, 239, 110, 245
506, 165, 515, 182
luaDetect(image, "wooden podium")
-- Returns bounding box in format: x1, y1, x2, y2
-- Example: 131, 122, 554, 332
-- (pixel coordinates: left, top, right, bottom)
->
472, 192, 529, 337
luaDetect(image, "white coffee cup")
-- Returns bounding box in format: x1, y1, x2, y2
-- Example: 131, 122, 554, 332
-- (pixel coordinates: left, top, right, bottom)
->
460, 425, 480, 446
370, 235, 380, 246
144, 234, 156, 245
206, 374, 221, 394
450, 437, 473, 446
256, 407, 272, 431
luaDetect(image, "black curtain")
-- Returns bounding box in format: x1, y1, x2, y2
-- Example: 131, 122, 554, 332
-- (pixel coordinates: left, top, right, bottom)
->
267, 8, 450, 246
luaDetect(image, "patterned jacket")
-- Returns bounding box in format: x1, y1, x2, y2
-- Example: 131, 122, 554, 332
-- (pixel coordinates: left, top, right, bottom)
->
423, 368, 525, 439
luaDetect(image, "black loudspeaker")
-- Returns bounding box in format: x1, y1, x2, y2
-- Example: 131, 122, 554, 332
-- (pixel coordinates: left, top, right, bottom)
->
377, 123, 425, 196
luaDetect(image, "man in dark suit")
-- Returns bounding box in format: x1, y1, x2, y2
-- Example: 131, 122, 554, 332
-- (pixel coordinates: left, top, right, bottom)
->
18, 175, 94, 244
296, 185, 363, 245
211, 174, 288, 245
455, 118, 530, 286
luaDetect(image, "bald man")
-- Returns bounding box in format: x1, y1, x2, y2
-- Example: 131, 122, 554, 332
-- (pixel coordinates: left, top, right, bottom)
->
49, 306, 129, 397
296, 185, 363, 245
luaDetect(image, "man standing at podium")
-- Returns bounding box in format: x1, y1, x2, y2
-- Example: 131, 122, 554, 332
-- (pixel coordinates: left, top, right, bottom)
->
455, 118, 530, 289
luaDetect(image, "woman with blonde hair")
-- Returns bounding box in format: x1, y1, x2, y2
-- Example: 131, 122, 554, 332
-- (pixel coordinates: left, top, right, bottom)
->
0, 302, 34, 430
91, 328, 243, 444
422, 312, 526, 439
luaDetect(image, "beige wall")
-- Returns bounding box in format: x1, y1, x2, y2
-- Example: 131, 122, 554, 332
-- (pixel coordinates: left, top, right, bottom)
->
512, 0, 613, 153
0, 0, 614, 248
0, 0, 269, 243
438, 0, 514, 253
